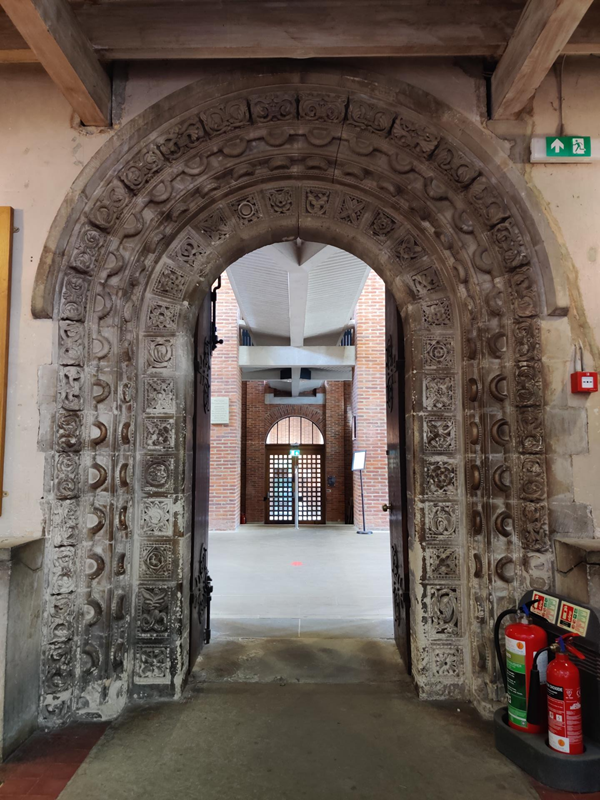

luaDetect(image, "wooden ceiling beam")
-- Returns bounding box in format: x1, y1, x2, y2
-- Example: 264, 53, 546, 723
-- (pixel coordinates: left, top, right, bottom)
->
0, 0, 111, 126
1, 3, 600, 65
492, 0, 595, 120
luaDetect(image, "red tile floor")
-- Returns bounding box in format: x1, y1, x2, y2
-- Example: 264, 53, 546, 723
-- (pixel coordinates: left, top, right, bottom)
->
530, 781, 600, 800
0, 723, 107, 799
0, 724, 599, 799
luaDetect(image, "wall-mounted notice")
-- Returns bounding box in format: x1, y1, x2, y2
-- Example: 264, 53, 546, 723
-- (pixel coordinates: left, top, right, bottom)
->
531, 592, 559, 625
211, 396, 230, 424
558, 601, 590, 637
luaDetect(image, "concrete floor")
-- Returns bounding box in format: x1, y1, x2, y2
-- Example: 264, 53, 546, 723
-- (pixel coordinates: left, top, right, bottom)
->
59, 638, 538, 800
56, 525, 540, 799
208, 525, 394, 639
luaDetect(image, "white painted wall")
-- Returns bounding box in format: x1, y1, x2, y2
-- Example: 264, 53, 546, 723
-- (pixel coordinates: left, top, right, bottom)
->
0, 57, 598, 539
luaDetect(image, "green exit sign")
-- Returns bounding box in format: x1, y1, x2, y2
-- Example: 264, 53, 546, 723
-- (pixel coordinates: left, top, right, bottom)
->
289, 449, 300, 457
531, 136, 596, 163
546, 136, 591, 157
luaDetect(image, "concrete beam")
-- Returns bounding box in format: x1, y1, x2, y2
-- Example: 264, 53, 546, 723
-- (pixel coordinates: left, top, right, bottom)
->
241, 368, 353, 382
492, 0, 594, 120
265, 395, 324, 406
239, 346, 355, 370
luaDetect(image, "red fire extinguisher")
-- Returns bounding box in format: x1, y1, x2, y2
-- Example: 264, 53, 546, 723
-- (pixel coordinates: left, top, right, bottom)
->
494, 600, 548, 733
547, 635, 585, 755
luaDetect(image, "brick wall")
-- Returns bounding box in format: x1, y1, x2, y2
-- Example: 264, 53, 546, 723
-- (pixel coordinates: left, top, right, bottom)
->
352, 271, 389, 530
324, 382, 346, 522
244, 384, 331, 522
208, 272, 242, 531
209, 267, 388, 530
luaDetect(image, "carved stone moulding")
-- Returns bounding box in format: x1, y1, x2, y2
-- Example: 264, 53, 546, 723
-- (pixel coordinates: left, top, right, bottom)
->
35, 70, 558, 724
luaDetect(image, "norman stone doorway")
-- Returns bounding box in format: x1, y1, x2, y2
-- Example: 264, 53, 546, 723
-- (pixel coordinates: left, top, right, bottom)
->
34, 66, 562, 726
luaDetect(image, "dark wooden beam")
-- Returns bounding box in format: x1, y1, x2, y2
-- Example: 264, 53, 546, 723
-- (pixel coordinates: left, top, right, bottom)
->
492, 0, 595, 120
0, 0, 110, 125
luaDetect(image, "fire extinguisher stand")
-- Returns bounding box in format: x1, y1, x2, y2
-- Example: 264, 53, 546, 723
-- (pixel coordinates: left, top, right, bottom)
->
494, 589, 600, 793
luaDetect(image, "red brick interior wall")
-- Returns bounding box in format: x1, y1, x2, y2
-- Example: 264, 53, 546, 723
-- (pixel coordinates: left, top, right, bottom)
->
324, 382, 346, 522
244, 385, 331, 522
208, 272, 242, 531
209, 268, 387, 530
352, 271, 389, 530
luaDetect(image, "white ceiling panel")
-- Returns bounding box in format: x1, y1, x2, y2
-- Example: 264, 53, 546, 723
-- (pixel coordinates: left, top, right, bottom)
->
227, 242, 369, 345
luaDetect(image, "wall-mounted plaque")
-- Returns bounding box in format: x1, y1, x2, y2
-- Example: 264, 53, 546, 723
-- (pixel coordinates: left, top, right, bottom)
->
211, 396, 230, 424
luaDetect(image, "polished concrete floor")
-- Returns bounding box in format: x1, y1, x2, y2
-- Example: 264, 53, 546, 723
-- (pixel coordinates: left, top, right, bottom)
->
208, 524, 394, 639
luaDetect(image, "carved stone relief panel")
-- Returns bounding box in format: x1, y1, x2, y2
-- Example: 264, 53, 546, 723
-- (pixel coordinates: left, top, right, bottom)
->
423, 337, 455, 370
391, 113, 440, 157
425, 502, 458, 541
199, 98, 250, 136
140, 498, 173, 536
144, 378, 175, 414
139, 542, 174, 581
146, 338, 175, 371
134, 645, 170, 684
156, 114, 205, 161
336, 194, 367, 227
136, 586, 172, 638
423, 418, 457, 453
299, 92, 346, 123
153, 264, 189, 301
422, 298, 452, 328
146, 302, 179, 333
229, 194, 263, 227
426, 548, 460, 580
266, 187, 294, 216
304, 187, 331, 217
143, 456, 175, 493
143, 418, 175, 449
424, 460, 458, 497
515, 362, 543, 406
428, 586, 461, 638
432, 646, 464, 677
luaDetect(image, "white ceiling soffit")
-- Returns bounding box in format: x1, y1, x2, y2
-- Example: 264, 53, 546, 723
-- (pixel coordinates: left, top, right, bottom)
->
226, 249, 290, 342
226, 242, 370, 346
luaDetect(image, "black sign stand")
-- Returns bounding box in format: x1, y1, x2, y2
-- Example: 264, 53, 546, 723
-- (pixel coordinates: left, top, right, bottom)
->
352, 451, 372, 535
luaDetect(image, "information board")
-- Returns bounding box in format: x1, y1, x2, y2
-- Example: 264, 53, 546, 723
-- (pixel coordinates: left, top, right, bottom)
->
211, 396, 230, 424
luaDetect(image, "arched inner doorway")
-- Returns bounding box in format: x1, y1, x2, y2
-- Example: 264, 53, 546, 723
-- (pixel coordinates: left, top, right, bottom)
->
265, 417, 325, 525
34, 67, 562, 726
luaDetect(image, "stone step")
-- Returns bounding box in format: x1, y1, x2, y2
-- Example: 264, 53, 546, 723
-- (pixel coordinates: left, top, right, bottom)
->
191, 637, 407, 685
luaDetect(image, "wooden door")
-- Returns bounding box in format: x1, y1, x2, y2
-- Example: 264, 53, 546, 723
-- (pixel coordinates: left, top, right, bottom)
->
385, 287, 411, 674
190, 292, 213, 668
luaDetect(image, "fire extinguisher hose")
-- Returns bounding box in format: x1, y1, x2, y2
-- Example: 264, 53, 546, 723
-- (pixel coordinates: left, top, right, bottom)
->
494, 607, 518, 691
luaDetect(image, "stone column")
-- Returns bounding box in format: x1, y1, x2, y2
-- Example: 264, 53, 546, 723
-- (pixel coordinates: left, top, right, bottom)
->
0, 537, 44, 761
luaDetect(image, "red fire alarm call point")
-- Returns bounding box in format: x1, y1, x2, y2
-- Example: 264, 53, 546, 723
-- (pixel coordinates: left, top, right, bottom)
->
571, 343, 598, 394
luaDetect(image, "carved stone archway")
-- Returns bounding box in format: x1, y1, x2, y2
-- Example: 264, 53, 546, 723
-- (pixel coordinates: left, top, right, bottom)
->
34, 66, 566, 725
